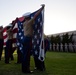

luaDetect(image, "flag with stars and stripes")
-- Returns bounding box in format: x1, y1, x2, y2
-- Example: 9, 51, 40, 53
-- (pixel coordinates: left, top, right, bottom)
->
3, 17, 24, 48
12, 23, 18, 47
30, 8, 45, 61
16, 7, 45, 61
12, 17, 25, 48
16, 20, 24, 53
3, 27, 8, 47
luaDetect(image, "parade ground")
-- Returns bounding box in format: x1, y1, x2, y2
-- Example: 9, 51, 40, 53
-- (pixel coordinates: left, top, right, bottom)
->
0, 51, 76, 75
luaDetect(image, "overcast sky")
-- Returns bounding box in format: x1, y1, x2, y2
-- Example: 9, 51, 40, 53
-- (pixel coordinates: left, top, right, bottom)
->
0, 0, 76, 35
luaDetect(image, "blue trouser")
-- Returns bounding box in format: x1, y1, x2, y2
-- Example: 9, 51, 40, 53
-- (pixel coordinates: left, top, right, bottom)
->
17, 47, 22, 63
5, 39, 13, 63
0, 39, 3, 60
21, 36, 32, 72
34, 55, 45, 71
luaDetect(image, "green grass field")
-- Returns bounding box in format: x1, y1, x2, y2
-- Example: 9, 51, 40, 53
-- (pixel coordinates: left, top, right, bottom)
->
0, 51, 76, 75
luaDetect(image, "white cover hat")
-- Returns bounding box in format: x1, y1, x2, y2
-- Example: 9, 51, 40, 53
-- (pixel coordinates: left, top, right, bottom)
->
8, 23, 12, 27
22, 12, 31, 17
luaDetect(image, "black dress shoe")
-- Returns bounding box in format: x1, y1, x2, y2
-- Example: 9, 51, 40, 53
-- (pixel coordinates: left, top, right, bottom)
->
15, 62, 21, 64
5, 62, 11, 64
22, 70, 33, 74
34, 67, 37, 70
29, 71, 33, 73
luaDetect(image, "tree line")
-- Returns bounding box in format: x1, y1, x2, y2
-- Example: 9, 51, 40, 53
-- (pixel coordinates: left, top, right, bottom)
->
48, 33, 76, 52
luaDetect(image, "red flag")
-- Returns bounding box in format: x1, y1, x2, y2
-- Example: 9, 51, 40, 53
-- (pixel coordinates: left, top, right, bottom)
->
3, 27, 8, 47
12, 23, 18, 47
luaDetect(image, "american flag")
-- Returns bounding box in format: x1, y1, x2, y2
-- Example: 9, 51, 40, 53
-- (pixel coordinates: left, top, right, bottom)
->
16, 20, 24, 53
17, 7, 44, 61
30, 8, 45, 61
12, 17, 24, 47
15, 8, 45, 61
3, 27, 8, 47
3, 17, 24, 48
3, 22, 18, 48
3, 23, 13, 47
12, 23, 18, 47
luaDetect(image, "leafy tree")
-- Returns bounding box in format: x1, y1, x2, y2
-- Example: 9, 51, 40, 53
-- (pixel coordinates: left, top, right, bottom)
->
50, 35, 55, 51
69, 33, 75, 52
62, 34, 65, 52
55, 35, 61, 51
